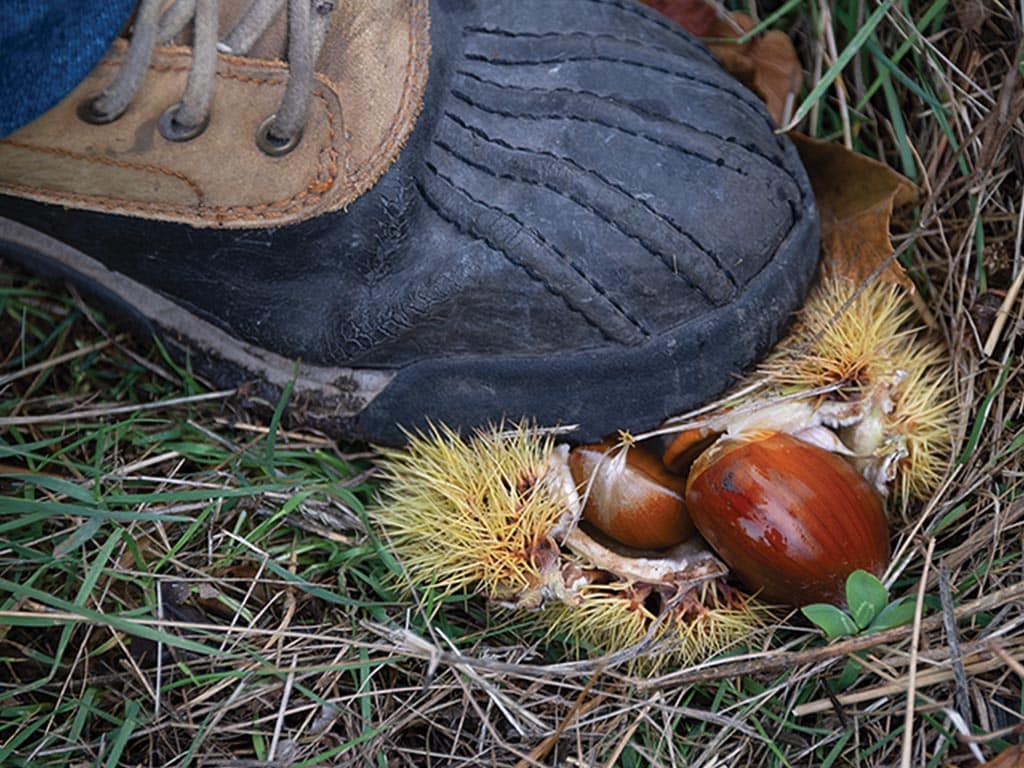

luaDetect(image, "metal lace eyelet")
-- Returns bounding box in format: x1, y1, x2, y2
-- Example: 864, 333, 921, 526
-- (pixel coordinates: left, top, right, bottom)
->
256, 114, 303, 157
157, 102, 210, 142
76, 94, 126, 125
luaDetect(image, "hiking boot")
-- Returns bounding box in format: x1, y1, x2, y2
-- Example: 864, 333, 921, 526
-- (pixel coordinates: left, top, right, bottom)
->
0, 0, 819, 445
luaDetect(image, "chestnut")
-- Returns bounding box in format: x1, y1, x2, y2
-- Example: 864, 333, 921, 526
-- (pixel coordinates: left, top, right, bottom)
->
685, 431, 889, 606
568, 440, 695, 550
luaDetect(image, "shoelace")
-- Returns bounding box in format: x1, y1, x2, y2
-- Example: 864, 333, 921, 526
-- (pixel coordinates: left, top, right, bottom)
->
78, 0, 336, 155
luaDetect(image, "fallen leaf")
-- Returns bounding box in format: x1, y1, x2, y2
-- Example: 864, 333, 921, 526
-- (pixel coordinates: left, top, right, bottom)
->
641, 0, 717, 37
703, 13, 803, 127
982, 745, 1024, 767
791, 133, 918, 288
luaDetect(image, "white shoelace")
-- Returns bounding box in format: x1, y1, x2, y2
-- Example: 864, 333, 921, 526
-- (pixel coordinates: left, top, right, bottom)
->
82, 0, 336, 154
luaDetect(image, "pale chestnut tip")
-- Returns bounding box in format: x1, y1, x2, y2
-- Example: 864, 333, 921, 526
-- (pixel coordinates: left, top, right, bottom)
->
685, 431, 890, 607
568, 439, 695, 550
663, 424, 722, 476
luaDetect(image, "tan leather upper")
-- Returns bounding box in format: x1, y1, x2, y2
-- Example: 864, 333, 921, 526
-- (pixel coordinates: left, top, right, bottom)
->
0, 0, 430, 229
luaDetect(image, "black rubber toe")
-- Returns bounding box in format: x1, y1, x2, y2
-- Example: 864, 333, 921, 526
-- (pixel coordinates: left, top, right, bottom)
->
0, 0, 819, 444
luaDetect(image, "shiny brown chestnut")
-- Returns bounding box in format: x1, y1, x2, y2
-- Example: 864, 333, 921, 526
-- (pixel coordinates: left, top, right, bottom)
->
569, 440, 695, 550
685, 431, 889, 606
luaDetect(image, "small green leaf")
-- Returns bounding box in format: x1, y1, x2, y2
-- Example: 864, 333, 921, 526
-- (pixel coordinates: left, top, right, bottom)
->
846, 570, 888, 629
867, 595, 918, 633
52, 517, 104, 558
801, 603, 859, 640
834, 654, 865, 691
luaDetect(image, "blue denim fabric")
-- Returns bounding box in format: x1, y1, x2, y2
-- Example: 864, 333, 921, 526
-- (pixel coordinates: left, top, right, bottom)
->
1, 0, 137, 137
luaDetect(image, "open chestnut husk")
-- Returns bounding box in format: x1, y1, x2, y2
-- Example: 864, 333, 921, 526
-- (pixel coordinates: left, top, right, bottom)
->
372, 424, 763, 672
685, 431, 889, 606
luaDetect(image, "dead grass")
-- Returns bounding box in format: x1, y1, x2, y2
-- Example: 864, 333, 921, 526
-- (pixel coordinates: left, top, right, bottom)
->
2, 1, 1024, 765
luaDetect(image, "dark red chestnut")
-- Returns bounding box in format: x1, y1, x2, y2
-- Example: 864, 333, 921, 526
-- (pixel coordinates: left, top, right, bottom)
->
685, 431, 889, 606
568, 440, 695, 550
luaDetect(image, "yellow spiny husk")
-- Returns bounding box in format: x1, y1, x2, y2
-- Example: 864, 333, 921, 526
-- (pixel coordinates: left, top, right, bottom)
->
372, 423, 570, 604
883, 339, 955, 501
762, 276, 953, 500
541, 580, 769, 674
761, 277, 916, 392
542, 583, 655, 664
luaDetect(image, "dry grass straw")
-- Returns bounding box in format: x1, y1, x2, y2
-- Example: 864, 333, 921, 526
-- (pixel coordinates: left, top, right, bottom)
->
2, 2, 1024, 766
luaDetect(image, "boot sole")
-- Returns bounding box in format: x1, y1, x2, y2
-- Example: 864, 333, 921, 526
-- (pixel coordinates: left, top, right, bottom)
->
1, 210, 817, 444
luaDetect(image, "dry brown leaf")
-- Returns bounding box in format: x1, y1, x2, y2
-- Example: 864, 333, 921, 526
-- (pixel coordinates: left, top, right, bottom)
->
703, 12, 802, 127
982, 745, 1024, 767
791, 132, 918, 288
641, 0, 717, 36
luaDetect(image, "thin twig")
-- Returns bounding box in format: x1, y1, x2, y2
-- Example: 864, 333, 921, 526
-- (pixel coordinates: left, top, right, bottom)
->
901, 537, 935, 768
604, 695, 658, 768
516, 668, 605, 768
793, 645, 1018, 717
982, 188, 1024, 356
939, 561, 971, 723
0, 338, 113, 387
267, 653, 299, 763
642, 579, 1024, 689
0, 389, 236, 426
990, 641, 1024, 680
